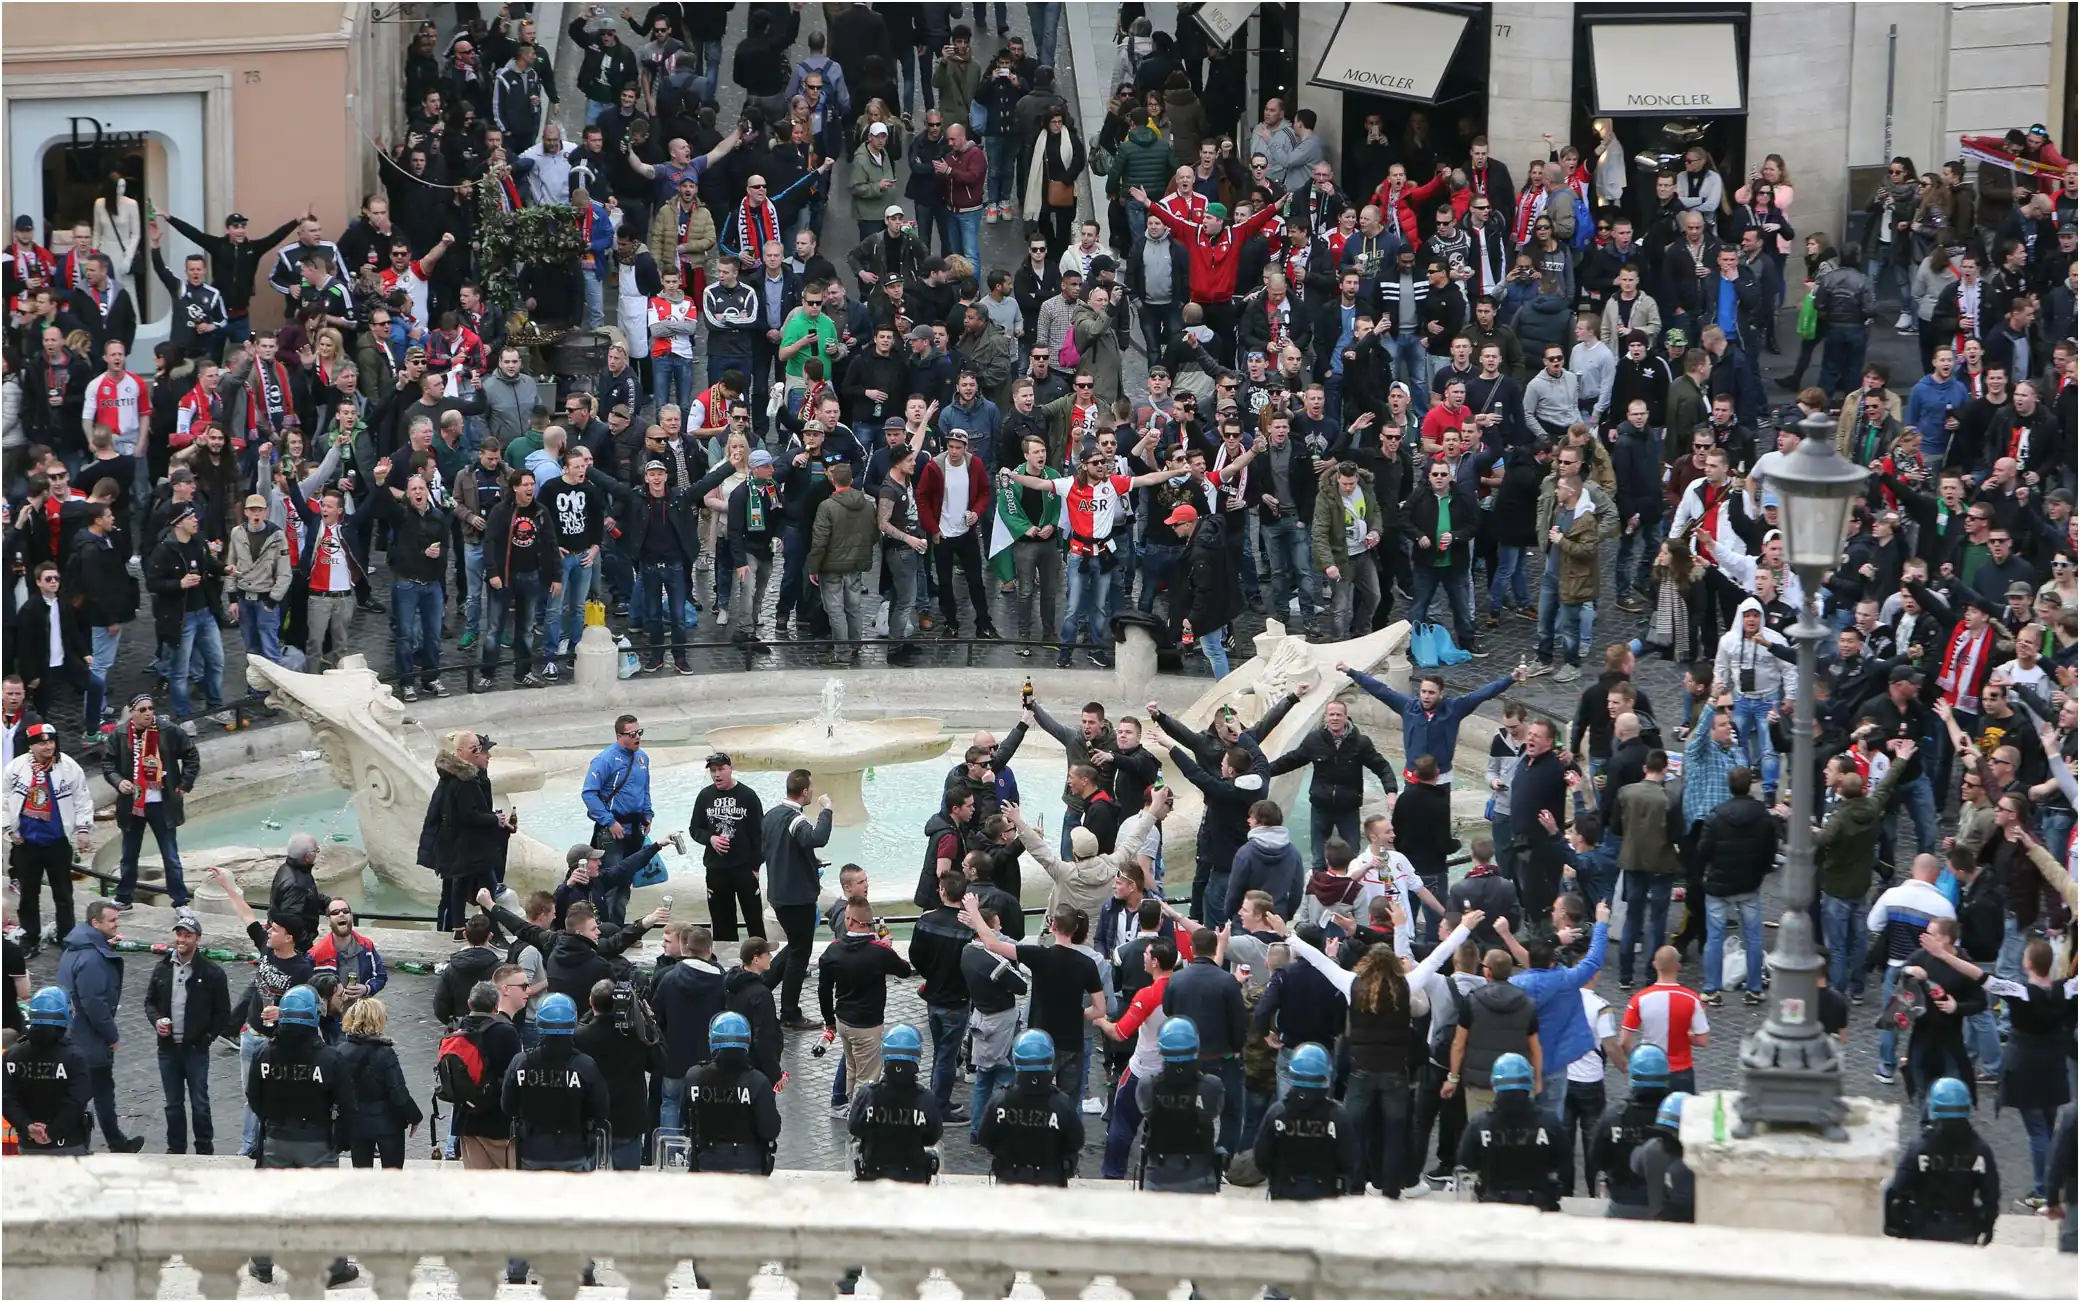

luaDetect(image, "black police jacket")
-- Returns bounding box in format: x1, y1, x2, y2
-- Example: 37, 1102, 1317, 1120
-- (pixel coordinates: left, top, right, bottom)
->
847, 1074, 944, 1182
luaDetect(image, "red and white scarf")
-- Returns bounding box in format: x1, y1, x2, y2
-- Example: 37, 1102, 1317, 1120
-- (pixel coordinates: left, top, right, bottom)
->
1937, 620, 1995, 711
129, 723, 160, 818
736, 197, 779, 260
56, 246, 96, 292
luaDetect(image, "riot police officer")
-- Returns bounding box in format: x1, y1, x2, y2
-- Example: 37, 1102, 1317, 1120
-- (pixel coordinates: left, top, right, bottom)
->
1631, 1091, 1695, 1222
1, 987, 93, 1155
1885, 1077, 2001, 1244
1455, 1051, 1565, 1210
849, 1024, 943, 1182
247, 985, 355, 1168
1250, 1042, 1356, 1200
976, 1029, 1083, 1186
1136, 1017, 1224, 1194
502, 993, 612, 1170
1589, 1044, 1671, 1218
686, 1010, 782, 1174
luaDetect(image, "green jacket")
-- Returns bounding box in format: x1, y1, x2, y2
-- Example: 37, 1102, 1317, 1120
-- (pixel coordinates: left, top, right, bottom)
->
933, 53, 982, 131
807, 487, 878, 577
502, 428, 545, 472
998, 470, 1063, 538
848, 140, 902, 207
1110, 123, 1178, 197
1816, 763, 1905, 900
1310, 464, 1381, 569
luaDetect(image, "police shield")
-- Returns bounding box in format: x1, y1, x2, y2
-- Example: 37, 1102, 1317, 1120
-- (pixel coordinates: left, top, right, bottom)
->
653, 1128, 691, 1171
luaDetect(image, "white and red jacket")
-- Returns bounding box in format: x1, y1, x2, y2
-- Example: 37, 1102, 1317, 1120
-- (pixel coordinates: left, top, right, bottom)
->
1156, 187, 1207, 227
1936, 618, 1999, 714
427, 325, 485, 374
1366, 179, 1422, 246
377, 260, 431, 324
647, 293, 696, 359
84, 369, 150, 452
173, 382, 231, 449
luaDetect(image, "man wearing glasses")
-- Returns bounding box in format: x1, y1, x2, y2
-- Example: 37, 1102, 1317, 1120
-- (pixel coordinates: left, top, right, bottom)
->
583, 713, 654, 868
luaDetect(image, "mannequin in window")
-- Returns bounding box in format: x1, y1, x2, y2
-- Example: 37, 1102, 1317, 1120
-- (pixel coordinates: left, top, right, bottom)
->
93, 174, 144, 320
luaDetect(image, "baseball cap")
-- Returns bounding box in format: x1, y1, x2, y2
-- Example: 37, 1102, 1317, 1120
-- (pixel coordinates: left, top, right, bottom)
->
224, 213, 249, 226
168, 504, 198, 526
566, 845, 605, 868
1163, 503, 1199, 526
643, 459, 668, 473
749, 448, 775, 468
870, 122, 890, 137
1888, 665, 1923, 686
172, 908, 204, 935
883, 416, 907, 431
1664, 326, 1689, 348
13, 215, 33, 231
1205, 202, 1228, 220
944, 427, 968, 443
705, 751, 733, 767
2006, 580, 2033, 598
1148, 365, 1171, 380
883, 203, 905, 219
906, 323, 934, 343
243, 494, 268, 510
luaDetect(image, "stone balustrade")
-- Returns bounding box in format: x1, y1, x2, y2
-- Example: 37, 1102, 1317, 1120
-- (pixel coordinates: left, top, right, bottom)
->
4, 1158, 2069, 1300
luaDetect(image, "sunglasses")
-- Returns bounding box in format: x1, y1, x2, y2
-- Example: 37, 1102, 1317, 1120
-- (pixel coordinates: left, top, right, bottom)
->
327, 907, 352, 917
620, 727, 645, 739
1075, 380, 1094, 389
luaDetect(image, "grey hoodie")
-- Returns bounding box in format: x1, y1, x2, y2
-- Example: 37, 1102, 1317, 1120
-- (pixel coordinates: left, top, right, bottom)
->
1227, 824, 1302, 920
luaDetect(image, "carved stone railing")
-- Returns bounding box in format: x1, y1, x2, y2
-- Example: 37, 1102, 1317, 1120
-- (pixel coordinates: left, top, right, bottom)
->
2, 1158, 2066, 1300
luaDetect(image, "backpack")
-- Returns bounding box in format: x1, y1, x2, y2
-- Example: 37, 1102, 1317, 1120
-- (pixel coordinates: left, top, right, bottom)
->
434, 1022, 493, 1113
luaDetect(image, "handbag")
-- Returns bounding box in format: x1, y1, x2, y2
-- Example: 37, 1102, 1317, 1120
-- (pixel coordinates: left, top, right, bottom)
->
969, 99, 988, 133
1796, 290, 1819, 341
1046, 178, 1076, 208
1059, 331, 1080, 368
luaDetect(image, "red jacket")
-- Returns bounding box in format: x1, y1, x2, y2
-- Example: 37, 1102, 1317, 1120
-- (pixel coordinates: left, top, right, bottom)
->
913, 452, 992, 539
1366, 179, 1423, 246
1147, 199, 1283, 304
942, 143, 988, 211
1401, 172, 1470, 237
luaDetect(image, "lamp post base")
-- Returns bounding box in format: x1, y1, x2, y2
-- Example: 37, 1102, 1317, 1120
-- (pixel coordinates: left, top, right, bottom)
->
1737, 912, 1848, 1138
1681, 1091, 1902, 1237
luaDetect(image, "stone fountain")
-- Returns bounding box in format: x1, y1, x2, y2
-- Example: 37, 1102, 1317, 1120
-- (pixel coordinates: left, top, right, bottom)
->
703, 679, 948, 826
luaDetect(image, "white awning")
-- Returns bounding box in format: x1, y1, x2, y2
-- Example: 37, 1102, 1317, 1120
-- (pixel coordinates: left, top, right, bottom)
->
1589, 22, 1746, 116
1192, 1, 1257, 48
1308, 3, 1470, 104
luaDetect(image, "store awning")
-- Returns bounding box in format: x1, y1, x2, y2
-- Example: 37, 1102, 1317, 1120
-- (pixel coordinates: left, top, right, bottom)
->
1308, 3, 1469, 104
1588, 22, 1746, 116
1192, 1, 1257, 47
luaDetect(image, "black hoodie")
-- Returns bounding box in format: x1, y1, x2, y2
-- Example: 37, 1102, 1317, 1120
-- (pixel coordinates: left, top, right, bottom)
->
724, 964, 785, 1084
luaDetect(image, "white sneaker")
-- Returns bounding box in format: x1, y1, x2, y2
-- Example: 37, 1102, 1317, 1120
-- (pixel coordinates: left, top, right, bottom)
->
178, 720, 198, 738
669, 831, 689, 856
716, 609, 729, 626
986, 204, 1000, 224
1894, 311, 1914, 332
1080, 1096, 1105, 1115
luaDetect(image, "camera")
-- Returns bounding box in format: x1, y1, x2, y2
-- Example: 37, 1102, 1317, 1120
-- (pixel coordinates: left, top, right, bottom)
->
611, 979, 637, 1031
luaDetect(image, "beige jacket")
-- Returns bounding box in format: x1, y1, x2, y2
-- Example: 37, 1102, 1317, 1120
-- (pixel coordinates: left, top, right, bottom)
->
1017, 810, 1156, 919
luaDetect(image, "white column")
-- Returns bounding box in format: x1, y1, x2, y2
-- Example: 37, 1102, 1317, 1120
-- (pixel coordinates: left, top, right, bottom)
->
1487, 3, 1574, 172
1682, 1090, 1903, 1237
1749, 3, 1855, 269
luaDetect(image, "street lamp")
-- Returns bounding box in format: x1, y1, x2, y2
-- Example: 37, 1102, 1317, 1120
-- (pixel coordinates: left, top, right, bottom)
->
1736, 413, 1866, 1140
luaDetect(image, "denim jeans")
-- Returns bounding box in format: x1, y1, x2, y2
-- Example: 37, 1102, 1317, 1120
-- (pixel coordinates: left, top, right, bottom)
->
1816, 325, 1868, 400
984, 135, 1018, 206
1390, 335, 1431, 399
1061, 552, 1112, 647
1995, 915, 2031, 1035
1874, 963, 1906, 1069
1534, 559, 1563, 659
236, 597, 282, 667
1820, 893, 1870, 997
239, 1028, 266, 1155
1026, 2, 1062, 68
1138, 300, 1181, 362
171, 607, 224, 717
950, 208, 983, 263
660, 1076, 687, 1135
776, 523, 810, 628
481, 574, 542, 677
927, 1004, 970, 1112
118, 802, 189, 906
1618, 871, 1673, 982
390, 578, 443, 685
581, 273, 605, 330
1892, 773, 1940, 858
1248, 513, 1314, 619
970, 1064, 1016, 1139
1343, 1068, 1412, 1195
821, 571, 871, 643
157, 1042, 214, 1152
692, 38, 725, 106
2021, 1106, 2057, 1197
85, 624, 121, 732
1730, 694, 1780, 792
652, 352, 695, 414
1198, 624, 1229, 678
462, 543, 487, 640
1615, 521, 1658, 598
1309, 806, 1361, 871
1489, 545, 1530, 610
1560, 600, 1595, 664
1963, 1006, 2003, 1079
1137, 542, 1183, 614
1703, 891, 1764, 993
544, 551, 597, 659
1408, 561, 1475, 646
884, 545, 920, 643
640, 561, 692, 665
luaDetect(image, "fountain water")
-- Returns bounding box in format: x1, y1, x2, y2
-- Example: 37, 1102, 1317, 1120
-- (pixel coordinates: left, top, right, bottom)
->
705, 679, 947, 827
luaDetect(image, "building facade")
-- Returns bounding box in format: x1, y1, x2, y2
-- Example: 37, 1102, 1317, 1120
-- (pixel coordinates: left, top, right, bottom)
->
1224, 1, 2071, 249
2, 2, 404, 348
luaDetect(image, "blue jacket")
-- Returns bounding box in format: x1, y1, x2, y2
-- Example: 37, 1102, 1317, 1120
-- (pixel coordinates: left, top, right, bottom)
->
579, 200, 615, 283
310, 930, 390, 997
582, 743, 653, 828
1903, 374, 1968, 461
938, 396, 1002, 469
1227, 826, 1303, 919
56, 923, 123, 1066
1508, 920, 1609, 1072
1348, 669, 1514, 777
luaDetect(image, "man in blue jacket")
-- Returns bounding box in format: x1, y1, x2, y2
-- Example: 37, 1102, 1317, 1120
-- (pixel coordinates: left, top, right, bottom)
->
1509, 898, 1611, 1144
583, 713, 653, 866
57, 899, 147, 1151
1340, 661, 1528, 784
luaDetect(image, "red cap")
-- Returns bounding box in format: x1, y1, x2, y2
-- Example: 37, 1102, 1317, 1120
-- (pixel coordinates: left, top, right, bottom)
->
1162, 503, 1199, 527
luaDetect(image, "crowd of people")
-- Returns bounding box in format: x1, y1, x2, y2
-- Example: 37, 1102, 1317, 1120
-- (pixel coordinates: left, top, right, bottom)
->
0, 0, 2076, 1258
